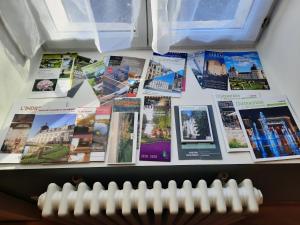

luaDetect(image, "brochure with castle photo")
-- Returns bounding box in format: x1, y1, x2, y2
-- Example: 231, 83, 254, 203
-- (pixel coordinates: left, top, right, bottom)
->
143, 52, 187, 97
174, 105, 222, 160
223, 51, 270, 90
106, 98, 141, 164
0, 100, 68, 163
30, 53, 77, 98
237, 96, 300, 162
202, 51, 228, 90
140, 96, 171, 161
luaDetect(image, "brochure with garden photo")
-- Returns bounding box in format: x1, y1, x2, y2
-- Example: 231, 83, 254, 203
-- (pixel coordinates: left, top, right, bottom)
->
174, 105, 222, 160
223, 51, 270, 90
30, 53, 77, 98
140, 96, 171, 161
106, 98, 141, 164
143, 52, 187, 97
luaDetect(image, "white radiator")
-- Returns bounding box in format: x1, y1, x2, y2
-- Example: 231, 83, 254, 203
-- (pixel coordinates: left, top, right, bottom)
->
38, 179, 262, 225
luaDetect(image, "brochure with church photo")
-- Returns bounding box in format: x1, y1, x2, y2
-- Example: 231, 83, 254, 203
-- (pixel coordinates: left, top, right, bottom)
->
238, 97, 300, 162
30, 53, 77, 98
140, 96, 171, 161
143, 52, 187, 97
223, 51, 270, 90
179, 105, 213, 143
202, 51, 228, 90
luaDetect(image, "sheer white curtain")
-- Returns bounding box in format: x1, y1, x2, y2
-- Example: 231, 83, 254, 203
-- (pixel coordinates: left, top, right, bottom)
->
0, 0, 141, 64
151, 0, 274, 54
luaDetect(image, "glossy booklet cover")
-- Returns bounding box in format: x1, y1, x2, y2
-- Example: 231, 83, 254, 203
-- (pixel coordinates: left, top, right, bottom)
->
140, 96, 171, 161
143, 52, 187, 97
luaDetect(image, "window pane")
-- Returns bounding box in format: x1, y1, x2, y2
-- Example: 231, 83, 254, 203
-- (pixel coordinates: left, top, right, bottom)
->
62, 0, 89, 22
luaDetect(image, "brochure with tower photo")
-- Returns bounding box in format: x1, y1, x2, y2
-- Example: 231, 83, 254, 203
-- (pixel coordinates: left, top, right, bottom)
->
143, 52, 187, 97
140, 96, 171, 161
237, 97, 300, 162
188, 51, 205, 88
223, 51, 270, 90
30, 53, 77, 98
174, 105, 222, 160
202, 51, 228, 90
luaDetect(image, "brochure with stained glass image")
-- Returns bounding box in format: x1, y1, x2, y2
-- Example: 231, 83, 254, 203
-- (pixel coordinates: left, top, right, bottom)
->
237, 97, 300, 162
174, 105, 222, 160
179, 105, 213, 143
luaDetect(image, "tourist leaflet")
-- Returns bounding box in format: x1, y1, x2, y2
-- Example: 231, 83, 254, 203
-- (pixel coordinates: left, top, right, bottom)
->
143, 52, 187, 97
106, 98, 140, 164
140, 96, 171, 161
30, 53, 77, 98
202, 51, 228, 90
235, 96, 300, 162
188, 51, 205, 88
174, 105, 222, 160
83, 56, 146, 105
214, 94, 258, 153
67, 55, 97, 97
223, 51, 270, 90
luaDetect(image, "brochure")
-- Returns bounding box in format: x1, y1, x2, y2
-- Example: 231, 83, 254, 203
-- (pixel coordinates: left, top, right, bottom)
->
202, 51, 228, 90
236, 96, 300, 162
143, 52, 187, 97
67, 55, 97, 97
188, 51, 205, 88
30, 53, 77, 98
214, 94, 259, 152
223, 51, 270, 90
91, 106, 111, 162
106, 98, 141, 164
140, 96, 171, 161
174, 105, 222, 160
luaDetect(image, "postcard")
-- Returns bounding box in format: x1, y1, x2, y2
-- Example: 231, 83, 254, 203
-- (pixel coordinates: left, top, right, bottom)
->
202, 51, 228, 90
188, 51, 205, 88
238, 97, 300, 162
91, 106, 111, 162
106, 112, 138, 164
223, 51, 270, 90
174, 105, 222, 160
140, 96, 171, 161
143, 52, 187, 97
30, 53, 77, 98
179, 106, 213, 143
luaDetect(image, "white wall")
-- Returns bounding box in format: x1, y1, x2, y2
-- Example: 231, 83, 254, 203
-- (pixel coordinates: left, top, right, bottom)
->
258, 0, 300, 114
0, 46, 26, 129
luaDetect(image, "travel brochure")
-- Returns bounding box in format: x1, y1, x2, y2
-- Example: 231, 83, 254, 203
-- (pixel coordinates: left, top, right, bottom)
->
143, 52, 187, 97
140, 96, 171, 162
188, 50, 270, 91
2, 50, 300, 166
0, 102, 111, 164
174, 105, 222, 160
30, 53, 77, 98
106, 98, 141, 164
